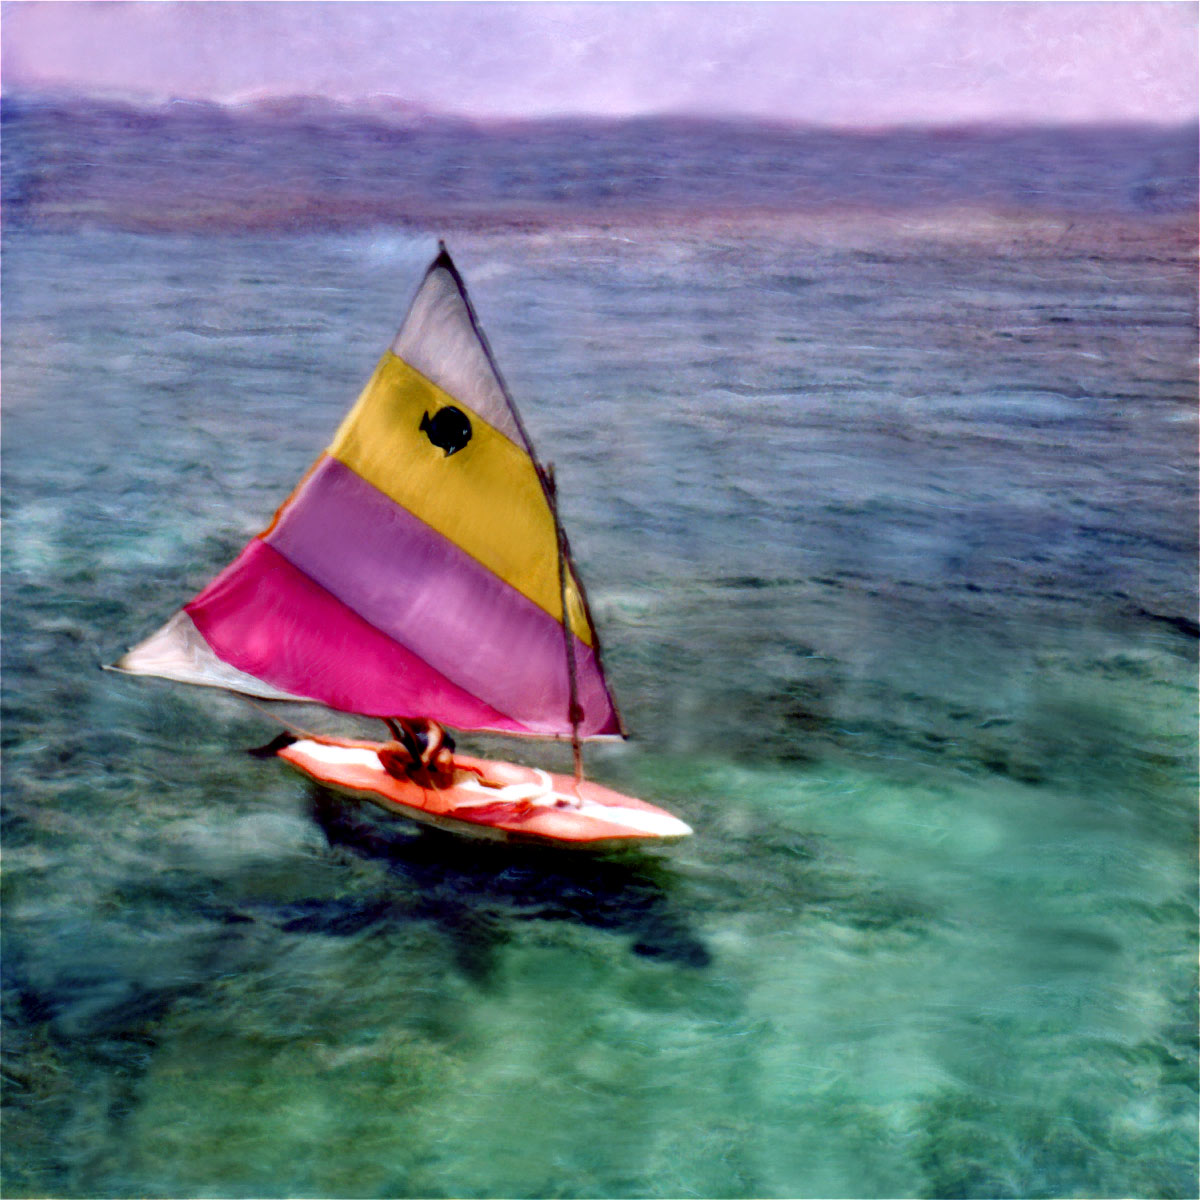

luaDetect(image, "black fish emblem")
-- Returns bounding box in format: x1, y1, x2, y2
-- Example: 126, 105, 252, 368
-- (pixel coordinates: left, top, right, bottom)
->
420, 406, 473, 456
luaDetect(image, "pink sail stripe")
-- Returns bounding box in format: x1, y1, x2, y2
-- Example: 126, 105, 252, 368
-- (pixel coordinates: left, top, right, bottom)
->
183, 540, 532, 732
263, 455, 620, 737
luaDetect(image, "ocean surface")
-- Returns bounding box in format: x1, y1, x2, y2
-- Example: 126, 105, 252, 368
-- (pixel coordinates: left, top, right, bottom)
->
2, 103, 1198, 1199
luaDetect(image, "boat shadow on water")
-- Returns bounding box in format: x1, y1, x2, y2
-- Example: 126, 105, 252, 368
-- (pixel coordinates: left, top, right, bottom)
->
290, 786, 712, 976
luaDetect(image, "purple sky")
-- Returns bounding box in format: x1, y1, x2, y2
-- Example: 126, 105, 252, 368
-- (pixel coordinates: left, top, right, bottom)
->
2, 1, 1196, 125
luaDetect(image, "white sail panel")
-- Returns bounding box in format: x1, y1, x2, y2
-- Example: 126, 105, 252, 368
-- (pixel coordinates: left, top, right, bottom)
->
111, 610, 310, 702
391, 255, 529, 449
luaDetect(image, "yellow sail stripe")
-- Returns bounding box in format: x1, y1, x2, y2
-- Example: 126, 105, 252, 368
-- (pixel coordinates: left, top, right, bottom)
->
327, 352, 592, 646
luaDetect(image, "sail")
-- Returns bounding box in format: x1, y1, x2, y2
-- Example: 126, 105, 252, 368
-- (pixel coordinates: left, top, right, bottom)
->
114, 247, 623, 740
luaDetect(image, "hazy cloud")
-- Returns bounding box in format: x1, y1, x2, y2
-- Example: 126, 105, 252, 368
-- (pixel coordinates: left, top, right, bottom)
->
3, 1, 1196, 124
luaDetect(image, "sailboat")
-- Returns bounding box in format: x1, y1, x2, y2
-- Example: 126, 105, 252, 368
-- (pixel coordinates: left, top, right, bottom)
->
111, 244, 692, 850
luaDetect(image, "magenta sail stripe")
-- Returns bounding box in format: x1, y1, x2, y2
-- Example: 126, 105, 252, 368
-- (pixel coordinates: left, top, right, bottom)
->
263, 455, 620, 737
183, 540, 532, 733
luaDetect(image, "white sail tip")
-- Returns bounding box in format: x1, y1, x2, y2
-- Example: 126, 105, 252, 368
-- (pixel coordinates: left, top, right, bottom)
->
111, 610, 310, 703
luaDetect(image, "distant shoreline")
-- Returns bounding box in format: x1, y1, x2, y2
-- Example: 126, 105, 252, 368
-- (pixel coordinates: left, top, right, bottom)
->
4, 93, 1195, 238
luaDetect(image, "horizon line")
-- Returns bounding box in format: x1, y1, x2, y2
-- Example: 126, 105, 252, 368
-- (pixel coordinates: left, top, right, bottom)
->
4, 85, 1198, 134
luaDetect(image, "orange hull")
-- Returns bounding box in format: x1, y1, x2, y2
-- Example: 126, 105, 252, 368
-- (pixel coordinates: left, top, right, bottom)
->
277, 736, 692, 849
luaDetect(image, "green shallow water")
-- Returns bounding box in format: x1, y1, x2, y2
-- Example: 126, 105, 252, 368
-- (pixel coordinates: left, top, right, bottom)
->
5, 735, 1196, 1198
3, 222, 1197, 1198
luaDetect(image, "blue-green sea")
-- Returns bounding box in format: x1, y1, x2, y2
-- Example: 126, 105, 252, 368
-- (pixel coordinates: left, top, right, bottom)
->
3, 197, 1198, 1196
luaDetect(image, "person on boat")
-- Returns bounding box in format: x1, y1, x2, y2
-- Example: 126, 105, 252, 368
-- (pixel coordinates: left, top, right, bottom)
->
378, 717, 457, 787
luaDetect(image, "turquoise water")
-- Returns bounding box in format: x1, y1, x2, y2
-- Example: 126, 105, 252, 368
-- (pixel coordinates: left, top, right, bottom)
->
3, 220, 1197, 1198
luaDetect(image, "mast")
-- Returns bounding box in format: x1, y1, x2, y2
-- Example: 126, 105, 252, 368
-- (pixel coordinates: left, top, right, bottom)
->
547, 465, 585, 782
435, 243, 606, 775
